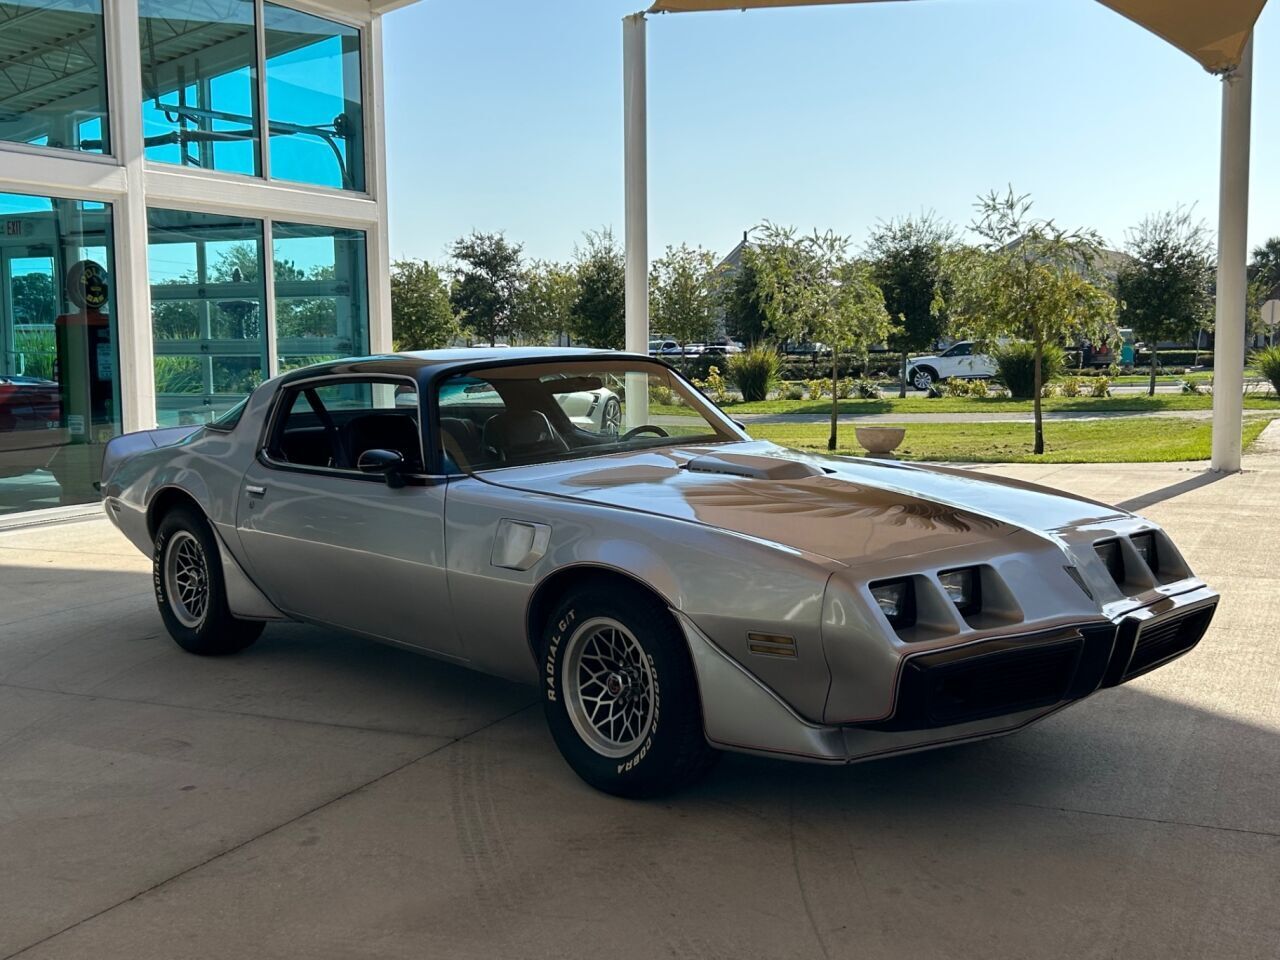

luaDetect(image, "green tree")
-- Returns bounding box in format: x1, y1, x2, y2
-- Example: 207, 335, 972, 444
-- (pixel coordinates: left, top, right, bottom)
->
1250, 236, 1280, 295
719, 251, 770, 346
1115, 208, 1214, 396
752, 223, 893, 451
570, 228, 626, 349
515, 260, 577, 345
449, 231, 524, 346
391, 258, 457, 350
950, 188, 1116, 455
650, 243, 719, 351
10, 272, 57, 324
866, 214, 955, 397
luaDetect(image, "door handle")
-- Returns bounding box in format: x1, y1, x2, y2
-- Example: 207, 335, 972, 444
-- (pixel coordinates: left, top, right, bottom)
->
245, 484, 266, 497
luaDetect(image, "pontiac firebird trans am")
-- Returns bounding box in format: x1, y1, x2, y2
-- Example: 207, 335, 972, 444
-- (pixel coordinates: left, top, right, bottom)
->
101, 348, 1219, 796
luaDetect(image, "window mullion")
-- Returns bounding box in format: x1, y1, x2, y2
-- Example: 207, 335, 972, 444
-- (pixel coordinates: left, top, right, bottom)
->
255, 0, 271, 181
264, 217, 279, 377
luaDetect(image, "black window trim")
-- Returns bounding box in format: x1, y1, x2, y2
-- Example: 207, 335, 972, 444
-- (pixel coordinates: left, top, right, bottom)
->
258, 372, 444, 485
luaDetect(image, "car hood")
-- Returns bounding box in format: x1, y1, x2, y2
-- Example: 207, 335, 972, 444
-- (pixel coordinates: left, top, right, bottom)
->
475, 441, 1128, 567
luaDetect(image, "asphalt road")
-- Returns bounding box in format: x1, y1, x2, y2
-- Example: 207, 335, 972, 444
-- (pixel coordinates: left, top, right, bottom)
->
1, 437, 1277, 960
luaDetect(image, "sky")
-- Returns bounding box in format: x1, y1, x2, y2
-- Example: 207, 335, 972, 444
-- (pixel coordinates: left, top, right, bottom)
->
383, 0, 1278, 266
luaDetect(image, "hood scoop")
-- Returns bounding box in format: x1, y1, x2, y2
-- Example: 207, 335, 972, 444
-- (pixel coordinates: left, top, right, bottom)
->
683, 453, 828, 481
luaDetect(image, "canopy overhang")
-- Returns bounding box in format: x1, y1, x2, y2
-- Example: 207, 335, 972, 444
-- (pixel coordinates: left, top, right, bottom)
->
646, 0, 1266, 73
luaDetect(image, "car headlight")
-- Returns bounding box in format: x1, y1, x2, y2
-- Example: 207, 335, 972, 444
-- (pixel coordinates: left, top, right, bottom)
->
870, 578, 915, 628
1131, 532, 1158, 574
938, 567, 981, 616
1095, 539, 1125, 585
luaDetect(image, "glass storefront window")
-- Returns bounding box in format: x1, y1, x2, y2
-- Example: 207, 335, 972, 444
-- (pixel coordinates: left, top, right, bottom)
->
0, 191, 119, 514
272, 222, 368, 370
147, 208, 267, 426
0, 0, 111, 154
139, 0, 262, 176
264, 4, 364, 191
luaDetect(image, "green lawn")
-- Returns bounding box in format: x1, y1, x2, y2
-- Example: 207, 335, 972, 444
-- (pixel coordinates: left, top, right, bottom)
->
746, 416, 1277, 464
726, 393, 1280, 416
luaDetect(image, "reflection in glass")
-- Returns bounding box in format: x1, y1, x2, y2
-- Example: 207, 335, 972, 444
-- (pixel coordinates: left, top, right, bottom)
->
264, 3, 364, 191
0, 0, 111, 153
0, 192, 119, 513
272, 222, 368, 370
147, 208, 267, 426
138, 0, 261, 175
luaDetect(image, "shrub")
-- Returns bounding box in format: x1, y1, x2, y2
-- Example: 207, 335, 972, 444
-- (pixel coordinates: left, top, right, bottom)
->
783, 383, 806, 401
1090, 376, 1112, 398
942, 377, 970, 398
1180, 375, 1210, 395
853, 378, 883, 400
1253, 345, 1280, 396
1060, 376, 1082, 398
649, 382, 675, 406
728, 345, 781, 403
693, 365, 730, 404
806, 378, 830, 399
992, 342, 1066, 399
835, 377, 854, 399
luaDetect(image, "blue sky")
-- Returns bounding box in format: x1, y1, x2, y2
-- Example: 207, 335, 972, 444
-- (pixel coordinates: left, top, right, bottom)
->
383, 0, 1277, 265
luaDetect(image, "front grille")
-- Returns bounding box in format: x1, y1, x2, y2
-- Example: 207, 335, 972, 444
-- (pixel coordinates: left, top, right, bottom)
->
924, 642, 1080, 725
865, 630, 1105, 731
1123, 605, 1215, 680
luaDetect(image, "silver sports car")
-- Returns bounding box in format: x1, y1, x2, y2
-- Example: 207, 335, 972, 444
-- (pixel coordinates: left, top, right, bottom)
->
101, 348, 1218, 797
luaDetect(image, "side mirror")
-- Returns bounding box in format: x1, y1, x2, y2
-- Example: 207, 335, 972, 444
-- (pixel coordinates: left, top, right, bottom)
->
357, 448, 407, 488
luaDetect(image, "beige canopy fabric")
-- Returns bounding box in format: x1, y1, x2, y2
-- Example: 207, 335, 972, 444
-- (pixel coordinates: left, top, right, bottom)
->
646, 0, 1267, 73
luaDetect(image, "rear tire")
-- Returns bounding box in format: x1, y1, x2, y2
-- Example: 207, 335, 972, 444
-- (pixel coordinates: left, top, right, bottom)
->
541, 584, 718, 797
153, 506, 263, 656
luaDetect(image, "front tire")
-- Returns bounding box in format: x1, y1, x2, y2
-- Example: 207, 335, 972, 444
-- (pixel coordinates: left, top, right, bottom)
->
911, 366, 937, 391
153, 507, 263, 656
541, 584, 718, 797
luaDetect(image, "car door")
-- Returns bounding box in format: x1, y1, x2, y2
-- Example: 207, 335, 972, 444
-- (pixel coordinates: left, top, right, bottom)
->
235, 373, 461, 658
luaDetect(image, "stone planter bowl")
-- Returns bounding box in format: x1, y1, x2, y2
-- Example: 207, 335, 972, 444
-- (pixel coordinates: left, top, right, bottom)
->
855, 425, 906, 457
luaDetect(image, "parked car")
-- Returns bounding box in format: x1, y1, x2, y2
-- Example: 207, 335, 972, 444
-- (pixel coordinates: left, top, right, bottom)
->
0, 375, 61, 431
649, 339, 701, 358
906, 340, 997, 390
699, 341, 744, 357
101, 348, 1218, 797
781, 341, 828, 358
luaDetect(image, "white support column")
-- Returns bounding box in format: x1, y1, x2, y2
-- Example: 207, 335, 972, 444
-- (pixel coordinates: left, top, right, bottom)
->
367, 13, 393, 354
623, 12, 649, 428
106, 0, 157, 432
1211, 34, 1253, 473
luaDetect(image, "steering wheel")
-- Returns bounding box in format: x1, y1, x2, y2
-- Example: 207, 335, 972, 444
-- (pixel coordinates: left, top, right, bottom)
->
619, 424, 669, 442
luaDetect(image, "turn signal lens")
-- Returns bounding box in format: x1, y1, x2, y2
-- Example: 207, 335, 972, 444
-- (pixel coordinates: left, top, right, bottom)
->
939, 567, 981, 615
870, 579, 914, 628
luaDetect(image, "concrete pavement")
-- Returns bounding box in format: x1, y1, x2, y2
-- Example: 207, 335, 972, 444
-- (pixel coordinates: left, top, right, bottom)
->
1, 433, 1278, 959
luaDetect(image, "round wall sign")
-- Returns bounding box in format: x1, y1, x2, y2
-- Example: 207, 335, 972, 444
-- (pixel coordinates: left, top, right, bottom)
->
67, 259, 109, 310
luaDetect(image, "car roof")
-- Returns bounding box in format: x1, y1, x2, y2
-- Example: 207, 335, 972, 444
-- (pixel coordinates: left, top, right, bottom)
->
273, 347, 653, 386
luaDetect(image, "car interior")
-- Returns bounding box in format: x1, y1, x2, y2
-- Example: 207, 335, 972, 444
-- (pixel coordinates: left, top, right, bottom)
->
269, 382, 426, 473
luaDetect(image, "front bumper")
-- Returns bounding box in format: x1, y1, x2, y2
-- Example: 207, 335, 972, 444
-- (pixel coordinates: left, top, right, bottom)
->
681, 584, 1218, 765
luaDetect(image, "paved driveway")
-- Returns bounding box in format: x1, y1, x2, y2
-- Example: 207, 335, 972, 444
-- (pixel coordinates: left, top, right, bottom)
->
1, 440, 1278, 960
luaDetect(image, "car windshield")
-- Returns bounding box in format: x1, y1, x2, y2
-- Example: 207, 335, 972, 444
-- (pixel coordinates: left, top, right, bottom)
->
436, 359, 742, 472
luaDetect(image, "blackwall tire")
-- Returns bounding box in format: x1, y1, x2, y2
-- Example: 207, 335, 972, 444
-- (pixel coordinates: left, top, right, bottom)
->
153, 506, 264, 656
541, 584, 718, 797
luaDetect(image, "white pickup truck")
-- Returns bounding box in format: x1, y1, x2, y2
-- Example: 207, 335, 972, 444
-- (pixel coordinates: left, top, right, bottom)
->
905, 341, 997, 390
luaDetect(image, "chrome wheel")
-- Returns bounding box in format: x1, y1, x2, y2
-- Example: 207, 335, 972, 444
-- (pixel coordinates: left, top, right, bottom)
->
164, 530, 210, 629
563, 617, 656, 758
912, 369, 934, 390
602, 396, 622, 436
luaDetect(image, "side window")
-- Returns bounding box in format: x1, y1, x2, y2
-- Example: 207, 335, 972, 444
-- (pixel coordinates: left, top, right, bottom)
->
436, 377, 505, 472
945, 342, 972, 357
267, 377, 423, 472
